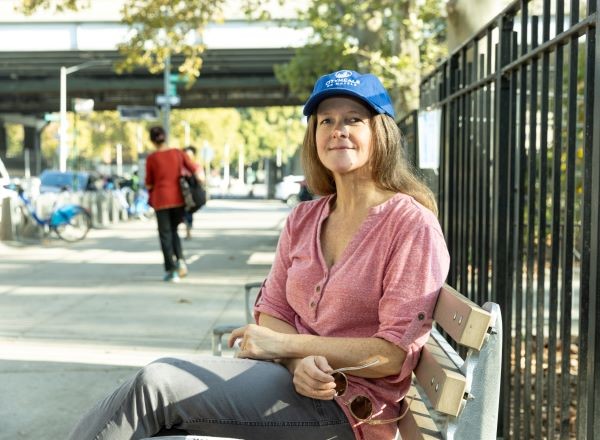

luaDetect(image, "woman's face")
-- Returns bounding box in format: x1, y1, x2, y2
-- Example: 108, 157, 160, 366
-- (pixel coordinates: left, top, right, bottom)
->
315, 96, 373, 177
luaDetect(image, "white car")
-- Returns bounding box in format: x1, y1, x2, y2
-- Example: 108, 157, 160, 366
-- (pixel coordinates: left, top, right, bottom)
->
275, 175, 304, 206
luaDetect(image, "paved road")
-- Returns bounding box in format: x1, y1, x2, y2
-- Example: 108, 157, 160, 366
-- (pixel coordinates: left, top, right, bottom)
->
0, 199, 290, 440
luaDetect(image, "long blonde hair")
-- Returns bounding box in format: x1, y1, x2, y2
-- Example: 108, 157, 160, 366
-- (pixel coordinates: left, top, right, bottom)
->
301, 113, 438, 216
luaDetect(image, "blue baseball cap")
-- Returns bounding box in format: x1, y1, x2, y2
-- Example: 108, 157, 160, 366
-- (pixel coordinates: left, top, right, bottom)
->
303, 70, 395, 119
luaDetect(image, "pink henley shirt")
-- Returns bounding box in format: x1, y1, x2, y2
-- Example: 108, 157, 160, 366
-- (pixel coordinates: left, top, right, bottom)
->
254, 192, 450, 440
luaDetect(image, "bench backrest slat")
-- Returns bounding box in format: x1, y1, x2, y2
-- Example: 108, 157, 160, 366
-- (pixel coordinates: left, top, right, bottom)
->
413, 330, 467, 417
399, 389, 443, 439
433, 285, 492, 350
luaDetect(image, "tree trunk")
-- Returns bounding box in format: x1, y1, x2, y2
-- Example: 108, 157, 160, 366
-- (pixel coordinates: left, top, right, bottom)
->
446, 0, 512, 52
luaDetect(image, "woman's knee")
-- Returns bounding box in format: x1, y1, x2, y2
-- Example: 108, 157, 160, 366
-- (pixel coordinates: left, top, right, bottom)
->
135, 358, 182, 393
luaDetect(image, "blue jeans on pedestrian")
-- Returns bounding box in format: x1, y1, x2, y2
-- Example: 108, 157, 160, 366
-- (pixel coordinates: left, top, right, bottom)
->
183, 210, 193, 228
67, 356, 355, 440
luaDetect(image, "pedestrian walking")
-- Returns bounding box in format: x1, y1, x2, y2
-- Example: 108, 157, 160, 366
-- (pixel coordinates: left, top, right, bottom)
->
67, 70, 449, 440
145, 126, 202, 282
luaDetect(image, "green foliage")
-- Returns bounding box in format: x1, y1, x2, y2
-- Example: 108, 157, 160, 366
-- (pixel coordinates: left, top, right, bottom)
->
238, 107, 305, 164
5, 125, 24, 158
115, 0, 226, 82
274, 42, 358, 101
276, 0, 448, 117
15, 0, 87, 14
38, 107, 304, 171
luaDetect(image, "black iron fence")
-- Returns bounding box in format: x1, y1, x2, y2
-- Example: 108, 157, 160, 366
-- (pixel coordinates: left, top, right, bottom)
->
401, 0, 600, 438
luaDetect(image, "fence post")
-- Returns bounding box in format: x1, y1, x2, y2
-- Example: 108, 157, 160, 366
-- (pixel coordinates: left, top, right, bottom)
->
491, 13, 514, 439
582, 1, 600, 436
445, 55, 459, 288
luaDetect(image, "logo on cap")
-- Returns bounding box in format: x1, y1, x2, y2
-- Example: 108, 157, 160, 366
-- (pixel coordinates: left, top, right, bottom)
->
325, 70, 360, 88
335, 70, 353, 79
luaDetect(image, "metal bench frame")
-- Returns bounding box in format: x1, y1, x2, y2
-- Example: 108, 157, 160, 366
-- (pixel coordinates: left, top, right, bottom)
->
211, 281, 262, 356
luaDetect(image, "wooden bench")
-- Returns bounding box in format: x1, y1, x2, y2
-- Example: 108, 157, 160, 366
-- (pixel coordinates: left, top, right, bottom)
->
397, 284, 502, 439
149, 284, 502, 439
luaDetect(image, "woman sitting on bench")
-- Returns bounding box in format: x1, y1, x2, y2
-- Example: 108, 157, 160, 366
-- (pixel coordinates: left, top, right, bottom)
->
67, 70, 450, 440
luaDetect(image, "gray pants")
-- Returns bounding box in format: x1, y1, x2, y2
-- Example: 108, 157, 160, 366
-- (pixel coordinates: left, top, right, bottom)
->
68, 355, 355, 440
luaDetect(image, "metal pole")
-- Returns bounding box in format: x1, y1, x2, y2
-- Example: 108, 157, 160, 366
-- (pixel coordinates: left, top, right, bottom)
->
59, 66, 67, 172
238, 144, 244, 184
116, 143, 123, 177
493, 15, 514, 438
24, 149, 30, 178
163, 55, 171, 140
58, 59, 110, 173
183, 121, 190, 146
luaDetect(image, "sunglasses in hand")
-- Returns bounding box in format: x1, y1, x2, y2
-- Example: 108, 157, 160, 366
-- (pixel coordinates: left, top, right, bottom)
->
331, 359, 413, 425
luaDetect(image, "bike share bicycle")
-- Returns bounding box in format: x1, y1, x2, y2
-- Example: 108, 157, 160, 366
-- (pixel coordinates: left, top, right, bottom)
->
3, 183, 92, 242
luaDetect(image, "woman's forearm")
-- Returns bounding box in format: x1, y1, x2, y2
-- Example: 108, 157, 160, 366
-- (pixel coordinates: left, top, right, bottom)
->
256, 313, 404, 377
280, 333, 406, 378
257, 313, 298, 334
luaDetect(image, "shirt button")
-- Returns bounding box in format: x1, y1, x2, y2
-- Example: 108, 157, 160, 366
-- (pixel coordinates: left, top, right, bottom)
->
315, 285, 321, 292
310, 301, 316, 308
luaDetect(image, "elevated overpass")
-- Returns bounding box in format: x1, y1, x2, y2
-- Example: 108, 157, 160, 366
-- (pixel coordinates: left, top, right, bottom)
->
0, 47, 301, 114
0, 0, 309, 115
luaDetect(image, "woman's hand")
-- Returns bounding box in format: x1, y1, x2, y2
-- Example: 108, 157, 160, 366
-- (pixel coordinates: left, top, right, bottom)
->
287, 356, 337, 400
228, 324, 287, 360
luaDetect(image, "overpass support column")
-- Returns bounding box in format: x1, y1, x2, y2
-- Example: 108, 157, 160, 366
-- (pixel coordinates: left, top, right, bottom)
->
0, 123, 7, 161
24, 126, 42, 176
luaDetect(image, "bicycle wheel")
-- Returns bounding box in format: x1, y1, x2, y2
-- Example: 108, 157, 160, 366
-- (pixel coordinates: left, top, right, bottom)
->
54, 209, 92, 242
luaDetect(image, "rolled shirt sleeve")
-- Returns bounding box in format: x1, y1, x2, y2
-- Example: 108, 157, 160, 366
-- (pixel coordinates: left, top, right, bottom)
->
374, 223, 450, 382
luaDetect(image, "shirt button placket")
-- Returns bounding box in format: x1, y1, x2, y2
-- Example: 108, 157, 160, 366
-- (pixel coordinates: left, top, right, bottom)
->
310, 284, 321, 317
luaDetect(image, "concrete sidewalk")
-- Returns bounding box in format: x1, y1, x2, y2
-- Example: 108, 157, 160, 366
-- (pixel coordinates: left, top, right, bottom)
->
0, 199, 290, 440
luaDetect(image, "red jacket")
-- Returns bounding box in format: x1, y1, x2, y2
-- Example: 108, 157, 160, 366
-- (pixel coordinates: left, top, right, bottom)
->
145, 148, 198, 210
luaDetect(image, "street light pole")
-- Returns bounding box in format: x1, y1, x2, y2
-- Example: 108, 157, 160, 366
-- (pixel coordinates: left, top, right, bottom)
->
59, 66, 68, 172
58, 59, 110, 172
163, 55, 171, 140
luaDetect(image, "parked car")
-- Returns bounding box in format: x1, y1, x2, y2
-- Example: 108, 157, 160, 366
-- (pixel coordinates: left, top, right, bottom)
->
39, 170, 96, 193
274, 175, 313, 207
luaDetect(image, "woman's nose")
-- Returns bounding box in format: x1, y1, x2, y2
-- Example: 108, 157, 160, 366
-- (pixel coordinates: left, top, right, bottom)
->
332, 122, 348, 138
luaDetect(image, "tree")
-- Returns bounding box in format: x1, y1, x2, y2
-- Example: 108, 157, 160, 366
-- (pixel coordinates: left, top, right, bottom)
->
277, 0, 447, 117
238, 107, 305, 165
18, 0, 447, 118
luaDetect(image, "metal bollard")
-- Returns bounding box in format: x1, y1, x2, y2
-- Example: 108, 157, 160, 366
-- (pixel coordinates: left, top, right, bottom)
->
97, 192, 109, 226
0, 197, 13, 241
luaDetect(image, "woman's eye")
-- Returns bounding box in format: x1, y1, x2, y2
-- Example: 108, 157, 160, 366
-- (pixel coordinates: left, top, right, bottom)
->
319, 118, 331, 125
